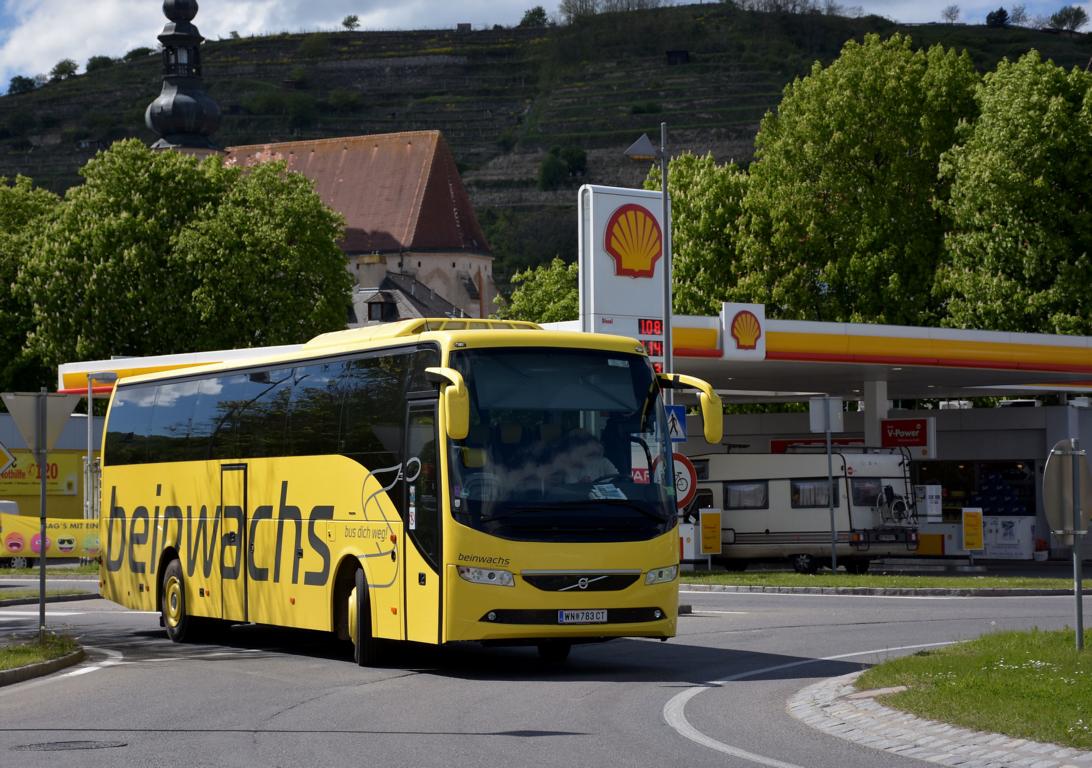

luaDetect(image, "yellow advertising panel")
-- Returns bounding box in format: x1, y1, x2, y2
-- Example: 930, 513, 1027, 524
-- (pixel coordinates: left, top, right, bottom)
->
962, 508, 984, 552
0, 515, 101, 559
699, 509, 721, 556
0, 450, 80, 496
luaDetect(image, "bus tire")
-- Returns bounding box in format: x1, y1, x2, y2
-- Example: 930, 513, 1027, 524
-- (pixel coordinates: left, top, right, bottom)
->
791, 554, 818, 574
844, 558, 871, 575
351, 569, 381, 666
161, 559, 196, 643
10, 556, 32, 569
537, 640, 571, 663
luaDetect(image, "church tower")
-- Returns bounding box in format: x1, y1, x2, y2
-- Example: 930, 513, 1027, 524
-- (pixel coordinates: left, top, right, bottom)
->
145, 0, 222, 156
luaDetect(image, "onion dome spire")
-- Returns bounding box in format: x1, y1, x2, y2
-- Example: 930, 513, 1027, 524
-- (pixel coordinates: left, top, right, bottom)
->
145, 0, 221, 152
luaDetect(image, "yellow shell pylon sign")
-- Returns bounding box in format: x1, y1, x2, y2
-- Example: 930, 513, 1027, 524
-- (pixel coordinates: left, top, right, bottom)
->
730, 310, 762, 350
604, 204, 662, 278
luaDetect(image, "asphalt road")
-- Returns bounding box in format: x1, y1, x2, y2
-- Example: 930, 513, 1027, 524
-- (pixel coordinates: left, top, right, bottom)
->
0, 588, 1086, 768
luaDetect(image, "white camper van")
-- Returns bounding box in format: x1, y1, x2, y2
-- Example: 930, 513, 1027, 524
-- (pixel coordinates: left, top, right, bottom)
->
690, 449, 918, 573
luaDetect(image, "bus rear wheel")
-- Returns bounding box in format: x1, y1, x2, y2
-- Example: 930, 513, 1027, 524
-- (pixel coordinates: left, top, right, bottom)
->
161, 559, 195, 643
350, 569, 381, 666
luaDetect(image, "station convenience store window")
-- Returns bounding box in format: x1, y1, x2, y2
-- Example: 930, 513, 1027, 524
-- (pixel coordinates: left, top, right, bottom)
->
913, 460, 1035, 520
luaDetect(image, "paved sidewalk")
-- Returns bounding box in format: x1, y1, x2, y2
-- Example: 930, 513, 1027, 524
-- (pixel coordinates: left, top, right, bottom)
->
788, 672, 1092, 768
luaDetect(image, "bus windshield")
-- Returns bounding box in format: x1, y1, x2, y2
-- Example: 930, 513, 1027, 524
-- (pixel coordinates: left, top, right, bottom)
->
448, 347, 675, 542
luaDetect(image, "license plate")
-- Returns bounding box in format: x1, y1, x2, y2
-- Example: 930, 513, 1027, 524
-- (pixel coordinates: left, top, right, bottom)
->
878, 534, 897, 542
558, 609, 607, 624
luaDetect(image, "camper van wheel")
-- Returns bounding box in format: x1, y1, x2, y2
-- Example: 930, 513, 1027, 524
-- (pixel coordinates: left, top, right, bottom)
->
844, 558, 871, 575
10, 556, 32, 570
791, 554, 818, 574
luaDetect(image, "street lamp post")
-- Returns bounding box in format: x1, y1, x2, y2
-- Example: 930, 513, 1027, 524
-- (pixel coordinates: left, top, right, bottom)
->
625, 122, 672, 402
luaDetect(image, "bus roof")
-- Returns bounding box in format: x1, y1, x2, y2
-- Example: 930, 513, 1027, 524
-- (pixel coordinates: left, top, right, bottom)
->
57, 319, 647, 392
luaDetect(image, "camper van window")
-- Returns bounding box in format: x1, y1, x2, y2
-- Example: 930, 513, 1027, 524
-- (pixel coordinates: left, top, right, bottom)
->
850, 478, 882, 507
790, 478, 839, 508
723, 481, 768, 510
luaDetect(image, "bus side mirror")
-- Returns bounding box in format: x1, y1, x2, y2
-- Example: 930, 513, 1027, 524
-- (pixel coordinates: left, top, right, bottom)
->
657, 372, 723, 445
425, 367, 469, 440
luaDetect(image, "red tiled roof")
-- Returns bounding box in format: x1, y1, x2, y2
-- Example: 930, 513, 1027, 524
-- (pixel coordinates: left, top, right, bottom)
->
225, 130, 490, 255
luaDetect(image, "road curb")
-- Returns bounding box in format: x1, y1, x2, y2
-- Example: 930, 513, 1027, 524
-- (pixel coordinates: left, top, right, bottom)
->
0, 648, 86, 688
788, 671, 1092, 767
0, 593, 101, 608
681, 583, 1087, 597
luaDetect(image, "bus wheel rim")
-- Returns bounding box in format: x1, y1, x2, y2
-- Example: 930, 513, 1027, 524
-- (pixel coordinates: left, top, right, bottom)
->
165, 576, 182, 627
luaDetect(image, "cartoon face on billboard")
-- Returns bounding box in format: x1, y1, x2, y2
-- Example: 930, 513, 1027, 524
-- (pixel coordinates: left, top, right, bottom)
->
4, 532, 24, 553
83, 534, 101, 558
31, 533, 50, 554
604, 204, 662, 278
57, 537, 76, 554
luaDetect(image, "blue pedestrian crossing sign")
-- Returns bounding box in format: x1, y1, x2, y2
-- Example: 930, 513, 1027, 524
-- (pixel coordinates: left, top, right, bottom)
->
666, 405, 687, 442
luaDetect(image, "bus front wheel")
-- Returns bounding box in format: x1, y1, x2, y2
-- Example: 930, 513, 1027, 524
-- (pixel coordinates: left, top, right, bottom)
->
161, 559, 195, 642
350, 569, 381, 666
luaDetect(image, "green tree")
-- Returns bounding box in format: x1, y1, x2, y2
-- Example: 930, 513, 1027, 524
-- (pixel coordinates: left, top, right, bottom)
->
520, 5, 550, 26
0, 176, 59, 391
85, 55, 115, 73
734, 34, 978, 324
936, 52, 1092, 334
17, 140, 350, 366
644, 152, 748, 315
123, 47, 154, 61
49, 58, 78, 81
538, 151, 568, 190
7, 75, 37, 95
495, 257, 578, 322
1049, 5, 1088, 31
342, 14, 361, 31
986, 7, 1009, 26
175, 161, 351, 348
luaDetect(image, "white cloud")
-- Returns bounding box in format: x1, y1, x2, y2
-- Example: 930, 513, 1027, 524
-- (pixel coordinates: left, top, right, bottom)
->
0, 0, 1088, 89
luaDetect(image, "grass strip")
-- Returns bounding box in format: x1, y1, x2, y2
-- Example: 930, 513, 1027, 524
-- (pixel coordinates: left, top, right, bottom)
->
856, 628, 1092, 750
0, 633, 81, 672
0, 563, 100, 576
0, 588, 94, 601
682, 571, 1091, 590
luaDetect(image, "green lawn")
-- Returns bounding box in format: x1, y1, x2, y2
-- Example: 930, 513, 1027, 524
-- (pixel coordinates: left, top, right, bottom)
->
0, 633, 81, 672
0, 588, 94, 601
682, 571, 1090, 591
857, 629, 1092, 750
0, 563, 99, 576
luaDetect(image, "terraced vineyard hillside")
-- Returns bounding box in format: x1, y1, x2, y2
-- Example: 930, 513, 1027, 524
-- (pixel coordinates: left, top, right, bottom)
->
0, 4, 1087, 281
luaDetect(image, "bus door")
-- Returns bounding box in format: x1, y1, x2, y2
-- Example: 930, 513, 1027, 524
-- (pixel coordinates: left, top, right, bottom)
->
221, 464, 248, 622
403, 401, 441, 644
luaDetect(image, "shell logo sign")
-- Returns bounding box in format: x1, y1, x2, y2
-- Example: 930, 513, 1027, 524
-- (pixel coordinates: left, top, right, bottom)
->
604, 204, 662, 278
730, 310, 762, 350
720, 302, 766, 360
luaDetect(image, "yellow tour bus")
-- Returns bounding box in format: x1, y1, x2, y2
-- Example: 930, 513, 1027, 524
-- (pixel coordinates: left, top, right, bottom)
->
91, 319, 721, 663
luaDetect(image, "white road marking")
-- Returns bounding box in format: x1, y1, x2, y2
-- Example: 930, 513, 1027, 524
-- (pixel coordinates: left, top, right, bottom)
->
0, 610, 82, 617
663, 641, 953, 768
681, 590, 963, 600
0, 645, 125, 696
690, 610, 749, 615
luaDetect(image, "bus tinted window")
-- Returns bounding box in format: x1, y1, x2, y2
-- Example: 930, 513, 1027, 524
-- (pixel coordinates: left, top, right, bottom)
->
341, 353, 406, 474
233, 369, 293, 459
147, 380, 201, 463
104, 384, 157, 465
287, 361, 345, 456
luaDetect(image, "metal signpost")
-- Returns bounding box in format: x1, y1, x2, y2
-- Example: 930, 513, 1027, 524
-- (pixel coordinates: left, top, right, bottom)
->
1, 389, 81, 641
810, 396, 843, 572
1043, 438, 1090, 651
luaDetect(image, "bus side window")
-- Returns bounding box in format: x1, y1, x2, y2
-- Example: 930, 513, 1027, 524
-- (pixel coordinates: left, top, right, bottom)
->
286, 361, 345, 457
104, 384, 158, 466
340, 352, 408, 487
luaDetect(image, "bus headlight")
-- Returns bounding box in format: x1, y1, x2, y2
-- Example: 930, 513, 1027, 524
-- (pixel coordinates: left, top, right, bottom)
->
645, 565, 678, 585
457, 566, 515, 587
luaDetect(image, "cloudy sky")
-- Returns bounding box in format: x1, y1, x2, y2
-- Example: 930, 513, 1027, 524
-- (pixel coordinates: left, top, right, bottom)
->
0, 0, 1087, 90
